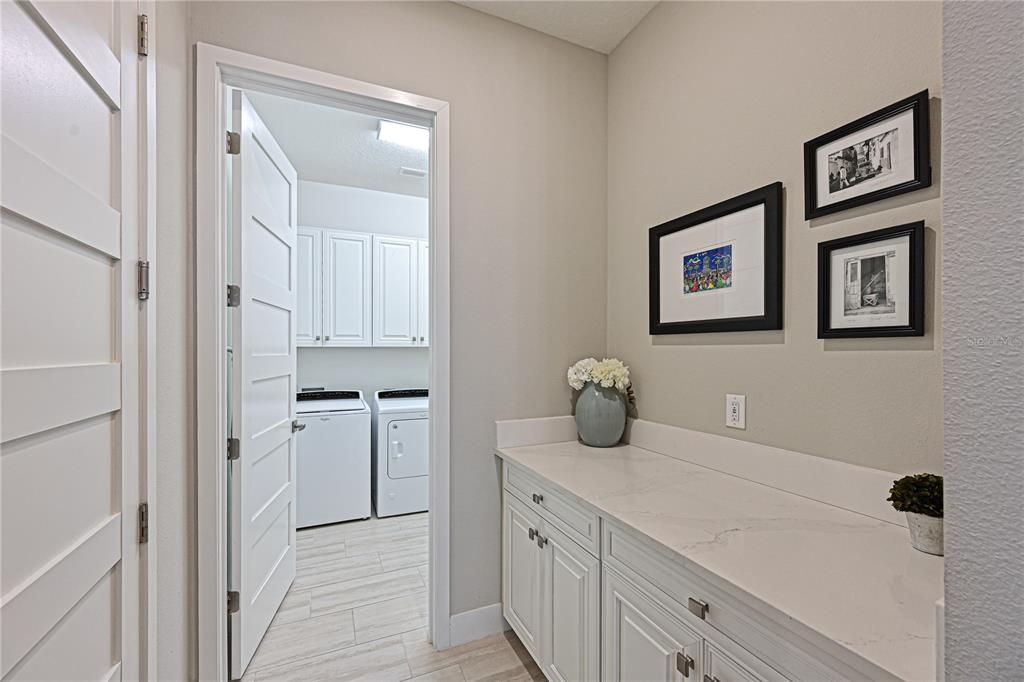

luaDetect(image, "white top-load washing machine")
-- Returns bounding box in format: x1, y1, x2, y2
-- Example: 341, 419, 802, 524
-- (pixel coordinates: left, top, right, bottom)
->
372, 389, 429, 517
295, 390, 371, 528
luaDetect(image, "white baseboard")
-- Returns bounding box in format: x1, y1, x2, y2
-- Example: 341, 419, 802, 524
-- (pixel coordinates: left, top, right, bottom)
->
449, 603, 509, 648
496, 415, 576, 449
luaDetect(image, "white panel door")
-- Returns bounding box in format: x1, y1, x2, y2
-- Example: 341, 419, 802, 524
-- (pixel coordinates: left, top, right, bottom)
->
602, 568, 704, 682
324, 230, 372, 347
229, 91, 299, 677
373, 235, 419, 346
1, 2, 144, 680
417, 239, 430, 346
542, 523, 600, 682
295, 227, 322, 346
502, 494, 544, 660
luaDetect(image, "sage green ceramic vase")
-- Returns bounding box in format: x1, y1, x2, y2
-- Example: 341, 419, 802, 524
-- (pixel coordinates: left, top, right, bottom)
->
575, 382, 626, 447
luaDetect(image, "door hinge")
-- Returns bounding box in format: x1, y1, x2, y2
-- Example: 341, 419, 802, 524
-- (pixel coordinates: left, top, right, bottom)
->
137, 14, 149, 57
227, 284, 241, 307
227, 437, 240, 461
226, 131, 241, 155
138, 502, 149, 544
137, 259, 151, 300
227, 590, 240, 614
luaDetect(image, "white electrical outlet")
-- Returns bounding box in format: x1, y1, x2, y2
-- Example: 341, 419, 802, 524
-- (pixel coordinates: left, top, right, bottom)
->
726, 394, 746, 429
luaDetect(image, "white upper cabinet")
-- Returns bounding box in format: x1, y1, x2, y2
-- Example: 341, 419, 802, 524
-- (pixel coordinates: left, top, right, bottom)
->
324, 231, 372, 346
373, 235, 419, 346
417, 239, 429, 346
295, 227, 322, 346
294, 229, 429, 348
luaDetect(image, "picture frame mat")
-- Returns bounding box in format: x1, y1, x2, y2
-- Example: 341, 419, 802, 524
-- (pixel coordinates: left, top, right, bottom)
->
659, 203, 766, 323
828, 233, 911, 329
815, 107, 916, 209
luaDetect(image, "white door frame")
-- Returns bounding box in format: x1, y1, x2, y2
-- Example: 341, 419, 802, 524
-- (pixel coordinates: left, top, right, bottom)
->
195, 43, 451, 681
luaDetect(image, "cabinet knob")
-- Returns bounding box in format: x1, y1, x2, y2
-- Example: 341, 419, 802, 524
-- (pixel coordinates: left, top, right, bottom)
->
528, 528, 536, 541
675, 652, 695, 678
531, 493, 544, 505
325, 335, 331, 341
535, 533, 548, 548
687, 597, 709, 620
315, 335, 321, 341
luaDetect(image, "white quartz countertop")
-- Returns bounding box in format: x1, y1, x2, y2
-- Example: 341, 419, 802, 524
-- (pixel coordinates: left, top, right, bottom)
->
495, 441, 943, 681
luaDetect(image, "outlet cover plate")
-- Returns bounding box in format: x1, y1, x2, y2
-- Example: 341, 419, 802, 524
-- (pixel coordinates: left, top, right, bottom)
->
726, 394, 746, 429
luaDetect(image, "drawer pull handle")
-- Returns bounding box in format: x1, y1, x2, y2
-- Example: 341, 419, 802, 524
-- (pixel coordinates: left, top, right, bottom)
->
675, 652, 695, 678
688, 597, 709, 620
532, 493, 544, 504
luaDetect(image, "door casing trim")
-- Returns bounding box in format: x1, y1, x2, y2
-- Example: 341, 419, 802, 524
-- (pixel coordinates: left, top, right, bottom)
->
195, 42, 452, 681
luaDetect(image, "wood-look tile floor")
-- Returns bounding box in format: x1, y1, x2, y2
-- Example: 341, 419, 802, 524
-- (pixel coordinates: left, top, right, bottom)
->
244, 512, 544, 681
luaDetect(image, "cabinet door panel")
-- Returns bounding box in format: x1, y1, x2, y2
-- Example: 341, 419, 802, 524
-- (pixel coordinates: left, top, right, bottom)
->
503, 494, 543, 659
324, 231, 371, 346
544, 523, 600, 682
372, 235, 418, 346
417, 239, 429, 345
603, 567, 703, 682
295, 227, 321, 346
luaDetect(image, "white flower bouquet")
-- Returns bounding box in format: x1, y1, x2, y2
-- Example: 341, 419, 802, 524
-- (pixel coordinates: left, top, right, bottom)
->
567, 357, 631, 394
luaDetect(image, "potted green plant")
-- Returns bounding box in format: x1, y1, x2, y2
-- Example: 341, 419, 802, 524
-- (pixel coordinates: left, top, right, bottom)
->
887, 473, 943, 555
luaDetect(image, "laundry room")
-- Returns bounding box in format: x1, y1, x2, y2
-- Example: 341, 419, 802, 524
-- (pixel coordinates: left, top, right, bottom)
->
226, 87, 433, 671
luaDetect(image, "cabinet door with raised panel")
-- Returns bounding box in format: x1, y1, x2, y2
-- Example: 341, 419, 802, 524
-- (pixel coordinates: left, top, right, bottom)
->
603, 567, 704, 682
324, 230, 372, 346
295, 227, 322, 346
542, 522, 600, 682
503, 494, 544, 660
372, 235, 418, 346
417, 239, 429, 346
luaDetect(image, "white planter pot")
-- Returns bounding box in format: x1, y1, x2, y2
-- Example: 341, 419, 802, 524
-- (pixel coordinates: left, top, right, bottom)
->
906, 512, 944, 556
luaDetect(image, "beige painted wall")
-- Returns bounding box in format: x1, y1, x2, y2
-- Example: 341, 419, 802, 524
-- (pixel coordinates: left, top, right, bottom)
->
607, 2, 943, 473
155, 6, 606, 672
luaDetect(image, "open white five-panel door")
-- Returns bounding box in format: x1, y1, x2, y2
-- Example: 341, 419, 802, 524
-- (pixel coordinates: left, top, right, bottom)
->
1, 1, 151, 680
228, 90, 300, 677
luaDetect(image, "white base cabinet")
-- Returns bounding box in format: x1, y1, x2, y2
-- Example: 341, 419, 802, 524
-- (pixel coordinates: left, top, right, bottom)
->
603, 567, 702, 682
502, 493, 600, 682
501, 461, 801, 682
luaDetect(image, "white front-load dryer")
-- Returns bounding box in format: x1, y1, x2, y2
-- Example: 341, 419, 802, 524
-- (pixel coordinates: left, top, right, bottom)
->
372, 389, 429, 517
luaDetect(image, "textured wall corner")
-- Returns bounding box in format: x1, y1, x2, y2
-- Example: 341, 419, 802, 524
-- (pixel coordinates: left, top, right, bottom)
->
943, 3, 1024, 679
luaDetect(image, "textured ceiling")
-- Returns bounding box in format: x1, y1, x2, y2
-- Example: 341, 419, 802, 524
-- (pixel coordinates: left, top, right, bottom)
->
246, 91, 429, 198
455, 1, 657, 53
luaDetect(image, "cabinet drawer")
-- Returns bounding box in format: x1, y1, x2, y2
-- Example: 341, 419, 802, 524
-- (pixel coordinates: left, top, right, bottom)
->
704, 639, 785, 682
603, 521, 856, 682
504, 463, 600, 555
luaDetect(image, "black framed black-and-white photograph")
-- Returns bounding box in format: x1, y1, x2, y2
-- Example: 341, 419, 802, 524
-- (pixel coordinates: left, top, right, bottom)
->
804, 90, 931, 220
650, 183, 783, 334
818, 221, 924, 338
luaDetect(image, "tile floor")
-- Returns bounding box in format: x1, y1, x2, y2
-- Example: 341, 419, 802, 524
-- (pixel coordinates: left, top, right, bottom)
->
244, 512, 544, 681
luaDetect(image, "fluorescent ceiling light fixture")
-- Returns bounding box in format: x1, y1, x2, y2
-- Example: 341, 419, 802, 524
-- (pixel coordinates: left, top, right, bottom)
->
377, 120, 430, 151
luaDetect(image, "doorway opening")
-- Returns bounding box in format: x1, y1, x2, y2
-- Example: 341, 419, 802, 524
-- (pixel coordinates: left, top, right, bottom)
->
195, 44, 451, 682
